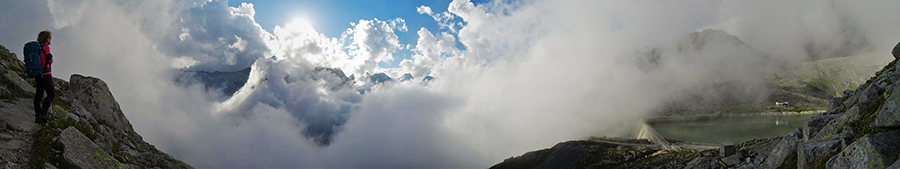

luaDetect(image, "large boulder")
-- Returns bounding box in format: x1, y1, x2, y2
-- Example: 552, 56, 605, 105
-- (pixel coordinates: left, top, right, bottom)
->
827, 130, 900, 169
55, 127, 125, 169
797, 138, 841, 168
67, 74, 135, 135
802, 114, 839, 140
874, 85, 900, 127
815, 106, 861, 140
763, 129, 802, 168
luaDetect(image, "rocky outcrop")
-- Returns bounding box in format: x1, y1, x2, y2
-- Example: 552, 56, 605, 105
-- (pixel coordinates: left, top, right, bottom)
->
874, 85, 900, 127
0, 43, 192, 169
56, 127, 125, 169
67, 74, 135, 138
797, 138, 841, 168
491, 140, 661, 169
827, 130, 900, 168
762, 129, 802, 168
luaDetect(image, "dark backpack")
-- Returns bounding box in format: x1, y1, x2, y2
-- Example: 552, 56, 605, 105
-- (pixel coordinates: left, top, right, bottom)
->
23, 41, 47, 78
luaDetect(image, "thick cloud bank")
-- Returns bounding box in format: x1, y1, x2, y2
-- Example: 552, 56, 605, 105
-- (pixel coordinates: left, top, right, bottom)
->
1, 0, 899, 168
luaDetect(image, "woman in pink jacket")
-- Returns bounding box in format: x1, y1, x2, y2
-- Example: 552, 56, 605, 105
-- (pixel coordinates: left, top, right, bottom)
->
33, 30, 54, 123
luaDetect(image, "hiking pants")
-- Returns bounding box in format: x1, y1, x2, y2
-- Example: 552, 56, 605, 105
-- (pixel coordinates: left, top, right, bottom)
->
34, 75, 54, 116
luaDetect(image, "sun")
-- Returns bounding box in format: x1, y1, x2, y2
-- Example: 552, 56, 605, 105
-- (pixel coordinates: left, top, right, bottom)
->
286, 18, 317, 34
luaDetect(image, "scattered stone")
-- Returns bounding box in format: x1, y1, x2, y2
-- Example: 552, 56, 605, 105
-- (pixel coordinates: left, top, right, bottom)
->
720, 153, 744, 166
683, 157, 725, 169
827, 130, 900, 169
44, 162, 59, 169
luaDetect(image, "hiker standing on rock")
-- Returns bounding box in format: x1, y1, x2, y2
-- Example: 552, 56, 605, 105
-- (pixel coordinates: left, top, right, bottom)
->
24, 30, 55, 123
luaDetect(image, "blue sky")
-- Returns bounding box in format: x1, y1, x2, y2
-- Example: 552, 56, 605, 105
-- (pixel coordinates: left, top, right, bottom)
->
226, 0, 466, 68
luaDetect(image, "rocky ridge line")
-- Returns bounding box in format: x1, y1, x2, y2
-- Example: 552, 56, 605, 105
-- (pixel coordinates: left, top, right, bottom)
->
0, 44, 193, 169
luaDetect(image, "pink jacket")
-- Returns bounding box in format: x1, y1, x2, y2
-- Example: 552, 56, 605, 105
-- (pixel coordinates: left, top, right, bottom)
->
39, 45, 51, 75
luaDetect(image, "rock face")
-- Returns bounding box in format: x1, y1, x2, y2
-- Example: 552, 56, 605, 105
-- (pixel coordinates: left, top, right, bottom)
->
761, 129, 801, 168
875, 85, 900, 127
56, 127, 125, 169
0, 43, 193, 169
68, 74, 135, 137
827, 130, 900, 169
797, 138, 841, 168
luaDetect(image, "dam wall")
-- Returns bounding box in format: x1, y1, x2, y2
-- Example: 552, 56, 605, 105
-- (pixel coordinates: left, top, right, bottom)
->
635, 120, 674, 150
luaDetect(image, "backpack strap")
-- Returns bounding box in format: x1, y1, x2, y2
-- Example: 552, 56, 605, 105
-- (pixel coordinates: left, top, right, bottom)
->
38, 44, 49, 75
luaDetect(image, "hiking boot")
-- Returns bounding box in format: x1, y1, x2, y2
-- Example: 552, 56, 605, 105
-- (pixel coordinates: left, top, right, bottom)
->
35, 117, 47, 123
35, 114, 51, 123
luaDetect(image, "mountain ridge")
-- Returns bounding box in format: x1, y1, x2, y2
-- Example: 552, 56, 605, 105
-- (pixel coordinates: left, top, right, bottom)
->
0, 44, 193, 169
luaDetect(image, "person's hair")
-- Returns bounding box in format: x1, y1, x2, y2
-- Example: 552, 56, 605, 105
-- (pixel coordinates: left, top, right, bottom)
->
37, 30, 52, 44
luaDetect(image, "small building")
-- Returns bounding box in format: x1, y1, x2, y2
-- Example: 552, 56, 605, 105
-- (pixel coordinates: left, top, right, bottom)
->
775, 102, 789, 106
720, 142, 735, 157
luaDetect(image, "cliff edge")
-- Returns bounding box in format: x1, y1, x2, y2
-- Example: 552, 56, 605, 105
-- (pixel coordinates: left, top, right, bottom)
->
0, 44, 192, 169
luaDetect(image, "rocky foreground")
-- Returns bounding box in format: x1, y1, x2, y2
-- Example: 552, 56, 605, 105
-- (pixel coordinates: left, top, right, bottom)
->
0, 44, 192, 168
492, 43, 900, 169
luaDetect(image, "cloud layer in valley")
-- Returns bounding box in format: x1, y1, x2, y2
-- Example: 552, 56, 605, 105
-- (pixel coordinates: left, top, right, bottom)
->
1, 0, 899, 167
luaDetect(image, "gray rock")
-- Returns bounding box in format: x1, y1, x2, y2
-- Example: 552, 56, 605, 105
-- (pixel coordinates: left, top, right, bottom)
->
874, 86, 900, 127
829, 97, 843, 113
533, 142, 592, 169
893, 41, 900, 59
815, 106, 862, 140
763, 129, 802, 168
827, 130, 900, 169
720, 153, 743, 167
68, 74, 136, 136
803, 114, 839, 140
856, 85, 884, 111
683, 157, 725, 169
55, 127, 125, 169
44, 162, 59, 169
2, 71, 34, 93
797, 138, 841, 168
888, 159, 900, 169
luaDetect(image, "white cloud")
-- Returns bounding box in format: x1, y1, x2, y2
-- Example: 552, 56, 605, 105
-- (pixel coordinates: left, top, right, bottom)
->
156, 0, 277, 72
343, 18, 406, 75
46, 0, 88, 29
416, 5, 432, 15
400, 27, 459, 78
418, 5, 460, 32
3, 0, 900, 168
